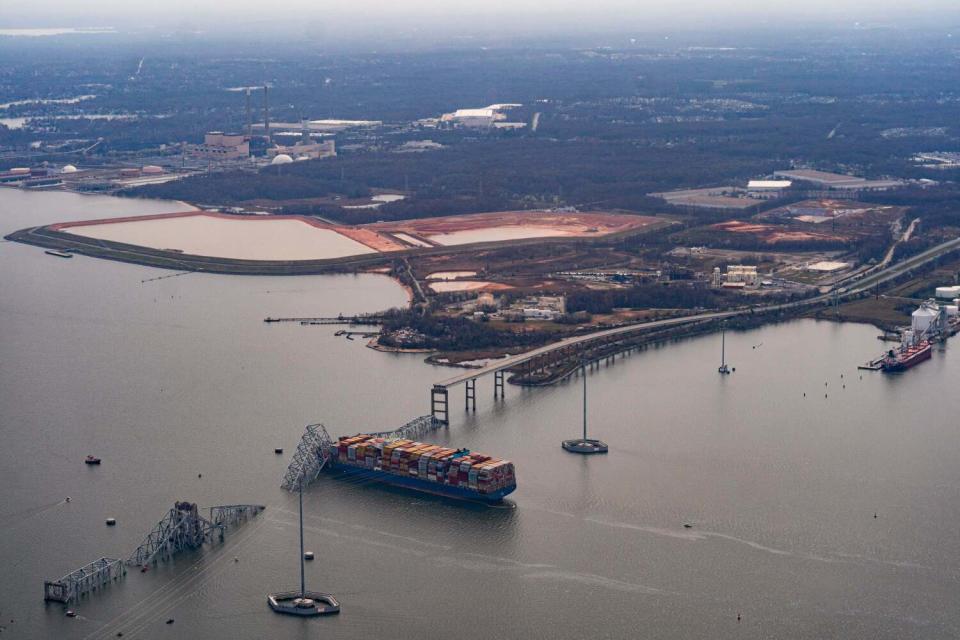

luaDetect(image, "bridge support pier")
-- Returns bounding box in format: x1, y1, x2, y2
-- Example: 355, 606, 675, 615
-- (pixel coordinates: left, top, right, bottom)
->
465, 379, 476, 412
494, 370, 505, 399
431, 385, 449, 424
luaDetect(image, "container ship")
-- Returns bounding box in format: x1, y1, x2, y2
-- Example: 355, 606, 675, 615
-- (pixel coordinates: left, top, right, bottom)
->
881, 340, 932, 372
327, 435, 516, 502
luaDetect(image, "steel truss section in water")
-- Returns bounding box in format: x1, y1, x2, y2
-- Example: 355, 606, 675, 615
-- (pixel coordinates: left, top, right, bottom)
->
210, 504, 265, 528
369, 415, 443, 442
281, 416, 442, 491
43, 557, 125, 604
127, 501, 264, 567
282, 423, 334, 491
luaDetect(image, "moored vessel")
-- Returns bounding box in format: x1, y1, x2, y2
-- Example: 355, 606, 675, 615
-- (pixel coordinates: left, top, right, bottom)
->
328, 435, 516, 502
881, 340, 932, 372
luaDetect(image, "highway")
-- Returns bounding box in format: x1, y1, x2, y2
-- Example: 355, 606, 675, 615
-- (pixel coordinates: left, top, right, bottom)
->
435, 234, 960, 389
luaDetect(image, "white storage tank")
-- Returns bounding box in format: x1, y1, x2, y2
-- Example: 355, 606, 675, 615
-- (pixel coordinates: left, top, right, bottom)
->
935, 285, 960, 299
912, 306, 938, 334
946, 305, 959, 317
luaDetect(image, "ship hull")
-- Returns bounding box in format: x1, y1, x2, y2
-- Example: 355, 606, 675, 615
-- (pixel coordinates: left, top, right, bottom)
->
329, 463, 515, 502
881, 345, 932, 372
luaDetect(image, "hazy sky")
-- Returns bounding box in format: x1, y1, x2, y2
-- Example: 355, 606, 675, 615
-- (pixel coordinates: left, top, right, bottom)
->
4, 0, 960, 36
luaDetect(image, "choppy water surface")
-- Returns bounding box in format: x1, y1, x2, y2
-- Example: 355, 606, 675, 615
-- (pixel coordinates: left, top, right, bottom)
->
2, 190, 959, 639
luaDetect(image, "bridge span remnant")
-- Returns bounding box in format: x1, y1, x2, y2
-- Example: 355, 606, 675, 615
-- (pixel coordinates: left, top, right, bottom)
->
127, 502, 264, 567
43, 557, 125, 604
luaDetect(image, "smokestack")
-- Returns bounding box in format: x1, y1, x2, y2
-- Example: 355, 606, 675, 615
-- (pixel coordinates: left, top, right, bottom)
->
245, 88, 252, 139
263, 85, 271, 144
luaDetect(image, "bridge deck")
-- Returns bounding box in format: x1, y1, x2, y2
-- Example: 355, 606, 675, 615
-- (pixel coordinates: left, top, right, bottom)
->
435, 235, 960, 389
435, 311, 734, 388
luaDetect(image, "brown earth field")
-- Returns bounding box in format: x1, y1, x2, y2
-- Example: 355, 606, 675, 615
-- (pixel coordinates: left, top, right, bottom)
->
710, 220, 849, 244
404, 240, 656, 294
365, 210, 660, 238
758, 199, 905, 227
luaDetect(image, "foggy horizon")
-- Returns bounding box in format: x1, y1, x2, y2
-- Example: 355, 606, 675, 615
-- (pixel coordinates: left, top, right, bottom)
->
3, 0, 960, 44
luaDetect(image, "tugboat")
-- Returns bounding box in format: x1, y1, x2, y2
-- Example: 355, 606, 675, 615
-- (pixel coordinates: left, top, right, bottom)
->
84, 455, 101, 465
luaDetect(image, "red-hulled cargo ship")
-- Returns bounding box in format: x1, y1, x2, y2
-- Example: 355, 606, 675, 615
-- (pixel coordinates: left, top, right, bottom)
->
328, 435, 516, 502
881, 340, 932, 372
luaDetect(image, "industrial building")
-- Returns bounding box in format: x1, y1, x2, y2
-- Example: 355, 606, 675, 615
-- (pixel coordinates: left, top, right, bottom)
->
772, 169, 902, 192
254, 119, 381, 134
747, 180, 792, 198
649, 186, 757, 211
724, 265, 759, 286
193, 132, 249, 160
440, 104, 523, 128
267, 139, 336, 161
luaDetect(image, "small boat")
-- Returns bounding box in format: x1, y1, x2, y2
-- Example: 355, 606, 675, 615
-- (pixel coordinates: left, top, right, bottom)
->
105, 518, 117, 526
274, 448, 283, 455
85, 455, 101, 465
45, 249, 73, 259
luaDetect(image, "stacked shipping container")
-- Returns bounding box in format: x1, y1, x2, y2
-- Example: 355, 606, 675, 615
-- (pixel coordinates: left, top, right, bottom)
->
329, 435, 516, 501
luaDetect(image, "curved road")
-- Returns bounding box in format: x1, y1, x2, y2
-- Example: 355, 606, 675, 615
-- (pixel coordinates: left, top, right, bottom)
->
436, 234, 960, 389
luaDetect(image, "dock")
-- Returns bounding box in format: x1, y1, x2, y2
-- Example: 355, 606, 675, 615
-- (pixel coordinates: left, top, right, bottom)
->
265, 315, 386, 325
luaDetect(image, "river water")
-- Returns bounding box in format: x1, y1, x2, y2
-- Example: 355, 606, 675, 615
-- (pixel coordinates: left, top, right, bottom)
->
1, 190, 959, 639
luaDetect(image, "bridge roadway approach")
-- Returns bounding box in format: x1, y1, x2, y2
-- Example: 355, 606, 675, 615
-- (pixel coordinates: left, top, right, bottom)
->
428, 234, 960, 423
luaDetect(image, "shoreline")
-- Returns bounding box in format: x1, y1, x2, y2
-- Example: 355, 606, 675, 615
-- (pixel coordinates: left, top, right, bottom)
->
5, 214, 673, 277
